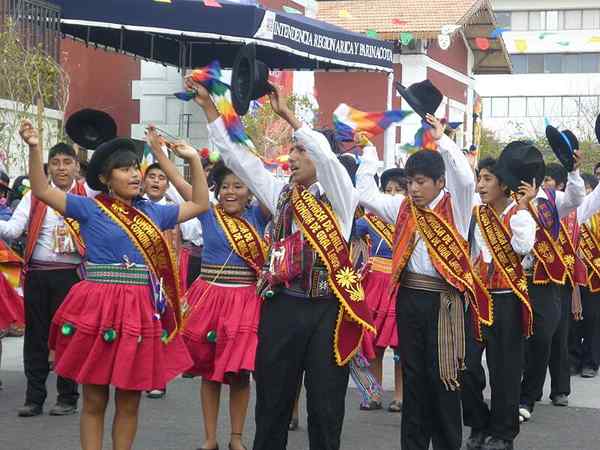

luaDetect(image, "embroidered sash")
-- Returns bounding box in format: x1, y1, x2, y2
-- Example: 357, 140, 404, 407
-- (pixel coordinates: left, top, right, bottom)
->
528, 202, 568, 285
475, 205, 533, 336
363, 213, 394, 248
213, 205, 267, 274
290, 185, 375, 366
580, 224, 600, 292
94, 194, 182, 340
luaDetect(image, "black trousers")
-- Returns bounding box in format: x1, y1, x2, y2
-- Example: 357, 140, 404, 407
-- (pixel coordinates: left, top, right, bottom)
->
578, 287, 600, 370
549, 284, 572, 398
252, 293, 349, 450
520, 281, 561, 410
23, 269, 80, 407
568, 313, 584, 371
462, 293, 524, 442
397, 287, 462, 450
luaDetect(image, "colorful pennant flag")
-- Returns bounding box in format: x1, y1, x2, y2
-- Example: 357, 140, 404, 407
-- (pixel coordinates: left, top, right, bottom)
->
414, 121, 438, 151
475, 37, 490, 51
392, 18, 407, 26
515, 39, 528, 53
140, 143, 155, 174
282, 5, 301, 14
588, 36, 600, 44
400, 32, 413, 46
490, 27, 508, 39
333, 103, 412, 143
174, 61, 255, 150
203, 0, 222, 7
338, 9, 352, 19
366, 29, 379, 39
153, 0, 172, 3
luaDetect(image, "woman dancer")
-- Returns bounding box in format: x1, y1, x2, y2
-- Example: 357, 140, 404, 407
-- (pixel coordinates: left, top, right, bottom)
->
20, 119, 208, 450
147, 128, 269, 450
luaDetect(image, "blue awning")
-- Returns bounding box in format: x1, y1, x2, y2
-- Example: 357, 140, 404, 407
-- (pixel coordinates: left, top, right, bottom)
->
50, 0, 393, 72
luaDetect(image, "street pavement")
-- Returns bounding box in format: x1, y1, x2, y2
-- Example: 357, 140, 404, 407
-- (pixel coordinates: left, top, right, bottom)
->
2, 336, 600, 450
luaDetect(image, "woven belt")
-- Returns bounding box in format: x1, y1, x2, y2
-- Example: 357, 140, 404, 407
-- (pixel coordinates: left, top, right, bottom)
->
85, 263, 150, 286
370, 257, 392, 274
200, 263, 257, 285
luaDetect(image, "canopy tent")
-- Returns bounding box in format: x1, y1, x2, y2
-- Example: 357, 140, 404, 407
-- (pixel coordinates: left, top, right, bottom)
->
49, 0, 393, 72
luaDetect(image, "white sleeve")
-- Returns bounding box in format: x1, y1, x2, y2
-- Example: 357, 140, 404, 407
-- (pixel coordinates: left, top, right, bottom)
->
208, 118, 286, 215
295, 126, 359, 240
84, 183, 101, 198
509, 209, 536, 255
556, 170, 585, 219
577, 181, 600, 224
165, 184, 185, 205
438, 135, 476, 238
356, 146, 403, 224
0, 193, 30, 239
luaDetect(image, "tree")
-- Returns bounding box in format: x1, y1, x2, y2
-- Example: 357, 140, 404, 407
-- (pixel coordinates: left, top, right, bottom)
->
241, 94, 316, 159
0, 19, 69, 173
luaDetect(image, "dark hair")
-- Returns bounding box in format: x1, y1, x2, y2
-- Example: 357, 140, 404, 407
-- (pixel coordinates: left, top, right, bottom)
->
477, 157, 510, 195
315, 128, 344, 154
43, 163, 48, 176
594, 162, 600, 174
100, 150, 140, 191
405, 150, 445, 181
545, 163, 567, 190
48, 143, 77, 162
582, 172, 598, 191
79, 161, 88, 177
380, 168, 407, 192
144, 162, 166, 179
211, 161, 235, 199
337, 154, 358, 186
9, 175, 28, 204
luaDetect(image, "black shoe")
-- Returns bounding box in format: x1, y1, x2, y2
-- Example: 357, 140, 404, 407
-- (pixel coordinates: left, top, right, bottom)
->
581, 367, 598, 378
482, 437, 514, 450
359, 400, 382, 411
466, 430, 487, 450
570, 365, 581, 376
49, 403, 78, 416
551, 394, 569, 407
17, 404, 43, 417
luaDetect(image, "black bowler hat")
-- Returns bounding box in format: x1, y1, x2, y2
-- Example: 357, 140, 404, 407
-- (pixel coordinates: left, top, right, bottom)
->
231, 44, 273, 116
595, 113, 600, 144
395, 80, 443, 119
546, 125, 576, 172
66, 109, 117, 150
495, 141, 545, 192
86, 138, 143, 191
0, 171, 10, 191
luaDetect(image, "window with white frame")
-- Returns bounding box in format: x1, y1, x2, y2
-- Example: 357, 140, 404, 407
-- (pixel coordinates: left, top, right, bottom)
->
482, 95, 600, 119
497, 9, 600, 31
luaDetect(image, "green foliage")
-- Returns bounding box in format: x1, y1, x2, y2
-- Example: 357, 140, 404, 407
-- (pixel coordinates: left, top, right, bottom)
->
241, 93, 316, 158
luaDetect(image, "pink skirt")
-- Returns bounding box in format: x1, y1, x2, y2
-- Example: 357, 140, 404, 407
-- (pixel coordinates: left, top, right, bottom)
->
49, 280, 193, 390
182, 278, 261, 383
0, 272, 24, 332
361, 270, 398, 360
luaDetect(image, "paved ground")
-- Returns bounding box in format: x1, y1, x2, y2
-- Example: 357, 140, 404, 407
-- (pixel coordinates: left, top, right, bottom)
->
2, 336, 600, 450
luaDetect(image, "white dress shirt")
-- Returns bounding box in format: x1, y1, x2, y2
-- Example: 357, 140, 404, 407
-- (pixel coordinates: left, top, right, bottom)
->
521, 171, 585, 271
164, 184, 204, 246
207, 117, 359, 241
356, 135, 476, 279
0, 181, 97, 264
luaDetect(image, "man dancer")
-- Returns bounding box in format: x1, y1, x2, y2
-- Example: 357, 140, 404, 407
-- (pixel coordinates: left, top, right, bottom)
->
186, 79, 372, 450
0, 143, 91, 417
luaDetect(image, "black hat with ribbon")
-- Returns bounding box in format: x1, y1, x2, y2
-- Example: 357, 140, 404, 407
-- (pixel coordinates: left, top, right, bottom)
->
395, 80, 443, 120
86, 138, 144, 191
546, 125, 577, 172
495, 141, 545, 192
65, 109, 117, 150
231, 44, 273, 116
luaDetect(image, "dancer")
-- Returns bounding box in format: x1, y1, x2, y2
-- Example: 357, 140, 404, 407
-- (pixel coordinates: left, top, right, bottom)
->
20, 119, 207, 450
147, 128, 269, 450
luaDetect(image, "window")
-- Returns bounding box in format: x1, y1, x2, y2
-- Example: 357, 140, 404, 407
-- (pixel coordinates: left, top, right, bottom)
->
491, 97, 508, 118
509, 97, 526, 117
528, 11, 544, 30
562, 54, 580, 73
581, 54, 600, 73
564, 10, 582, 29
527, 97, 544, 117
528, 54, 544, 73
544, 54, 562, 73
544, 97, 562, 117
482, 97, 492, 119
495, 11, 511, 29
579, 96, 599, 117
582, 10, 600, 29
511, 11, 529, 31
546, 10, 559, 30
511, 54, 527, 73
562, 97, 579, 117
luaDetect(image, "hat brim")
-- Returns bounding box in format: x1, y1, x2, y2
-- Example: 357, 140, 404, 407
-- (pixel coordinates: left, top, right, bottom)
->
86, 138, 143, 191
546, 125, 574, 172
595, 114, 600, 144
231, 44, 256, 116
65, 109, 117, 150
496, 143, 545, 192
395, 82, 427, 119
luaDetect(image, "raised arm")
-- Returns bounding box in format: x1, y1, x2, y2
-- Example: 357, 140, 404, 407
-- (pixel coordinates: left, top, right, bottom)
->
576, 179, 600, 224
186, 79, 285, 215
555, 151, 584, 219
19, 120, 66, 214
356, 146, 403, 224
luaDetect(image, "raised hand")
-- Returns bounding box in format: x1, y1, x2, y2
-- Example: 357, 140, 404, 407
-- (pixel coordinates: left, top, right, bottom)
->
425, 114, 444, 141
517, 179, 537, 209
19, 120, 39, 147
184, 76, 211, 106
170, 140, 199, 161
573, 149, 582, 171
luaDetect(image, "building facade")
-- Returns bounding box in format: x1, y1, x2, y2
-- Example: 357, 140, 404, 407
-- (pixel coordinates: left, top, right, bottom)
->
477, 0, 600, 142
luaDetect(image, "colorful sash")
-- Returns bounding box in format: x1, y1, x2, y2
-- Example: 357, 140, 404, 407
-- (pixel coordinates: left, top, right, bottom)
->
580, 223, 600, 292
475, 205, 533, 336
528, 202, 568, 285
290, 185, 375, 366
213, 205, 267, 274
363, 213, 394, 248
94, 194, 182, 340
391, 194, 490, 339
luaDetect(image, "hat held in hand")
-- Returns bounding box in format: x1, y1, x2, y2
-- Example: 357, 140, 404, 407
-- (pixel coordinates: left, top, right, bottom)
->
495, 141, 545, 193
65, 109, 117, 150
395, 80, 443, 119
546, 124, 577, 172
231, 44, 273, 116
